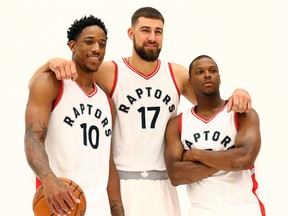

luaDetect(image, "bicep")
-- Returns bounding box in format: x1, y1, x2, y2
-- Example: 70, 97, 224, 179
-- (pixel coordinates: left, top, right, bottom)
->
28, 62, 51, 89
25, 74, 59, 139
164, 117, 184, 166
235, 110, 261, 159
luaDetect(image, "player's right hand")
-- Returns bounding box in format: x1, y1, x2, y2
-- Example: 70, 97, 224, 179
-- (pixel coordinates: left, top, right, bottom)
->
42, 176, 80, 216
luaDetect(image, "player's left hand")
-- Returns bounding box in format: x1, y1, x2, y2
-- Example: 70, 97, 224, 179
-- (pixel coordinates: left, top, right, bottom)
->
227, 88, 251, 113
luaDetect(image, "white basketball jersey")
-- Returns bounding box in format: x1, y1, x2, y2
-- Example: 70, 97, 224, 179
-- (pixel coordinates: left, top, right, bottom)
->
45, 80, 112, 215
111, 58, 179, 171
180, 105, 265, 216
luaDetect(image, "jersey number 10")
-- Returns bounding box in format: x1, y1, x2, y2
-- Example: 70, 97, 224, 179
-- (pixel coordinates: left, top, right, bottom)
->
80, 123, 99, 149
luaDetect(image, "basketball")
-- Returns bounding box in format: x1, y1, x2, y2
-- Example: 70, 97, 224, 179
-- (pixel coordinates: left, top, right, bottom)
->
32, 177, 86, 216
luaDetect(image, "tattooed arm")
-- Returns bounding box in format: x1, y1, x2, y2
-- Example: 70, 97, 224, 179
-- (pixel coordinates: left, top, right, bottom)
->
24, 73, 79, 216
25, 72, 57, 182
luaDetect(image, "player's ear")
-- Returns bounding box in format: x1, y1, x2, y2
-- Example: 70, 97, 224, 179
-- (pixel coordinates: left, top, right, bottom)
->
127, 27, 134, 40
68, 40, 76, 52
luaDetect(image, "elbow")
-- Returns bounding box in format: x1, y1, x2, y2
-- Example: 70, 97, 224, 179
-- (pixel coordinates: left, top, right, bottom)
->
232, 156, 255, 170
165, 159, 192, 186
166, 169, 188, 186
168, 172, 199, 186
241, 159, 255, 170
169, 176, 181, 187
166, 168, 180, 186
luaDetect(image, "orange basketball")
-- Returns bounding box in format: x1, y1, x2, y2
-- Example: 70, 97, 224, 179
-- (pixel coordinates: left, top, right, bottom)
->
32, 177, 86, 216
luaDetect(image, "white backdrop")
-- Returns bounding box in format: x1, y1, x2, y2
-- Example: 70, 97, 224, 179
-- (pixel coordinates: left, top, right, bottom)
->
1, 0, 287, 215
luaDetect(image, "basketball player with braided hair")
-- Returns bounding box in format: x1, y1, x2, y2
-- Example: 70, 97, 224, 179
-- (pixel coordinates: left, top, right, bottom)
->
24, 15, 124, 216
28, 7, 252, 216
164, 55, 266, 216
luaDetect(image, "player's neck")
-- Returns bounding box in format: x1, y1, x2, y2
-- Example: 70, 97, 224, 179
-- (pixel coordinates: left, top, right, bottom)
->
74, 71, 95, 93
195, 97, 226, 118
127, 55, 158, 75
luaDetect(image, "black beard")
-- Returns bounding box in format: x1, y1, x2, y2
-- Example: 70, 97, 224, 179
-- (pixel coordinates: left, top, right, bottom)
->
134, 40, 161, 62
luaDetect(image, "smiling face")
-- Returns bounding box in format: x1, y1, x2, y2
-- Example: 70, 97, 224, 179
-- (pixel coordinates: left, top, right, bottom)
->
129, 17, 163, 62
69, 25, 107, 73
189, 56, 221, 96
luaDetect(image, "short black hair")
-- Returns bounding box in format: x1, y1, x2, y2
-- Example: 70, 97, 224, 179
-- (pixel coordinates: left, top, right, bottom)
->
67, 15, 108, 44
189, 55, 219, 78
131, 7, 165, 27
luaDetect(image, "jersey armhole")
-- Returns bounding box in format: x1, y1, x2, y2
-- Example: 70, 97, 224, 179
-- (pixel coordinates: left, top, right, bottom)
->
168, 63, 181, 98
52, 80, 63, 110
110, 61, 118, 98
106, 94, 113, 114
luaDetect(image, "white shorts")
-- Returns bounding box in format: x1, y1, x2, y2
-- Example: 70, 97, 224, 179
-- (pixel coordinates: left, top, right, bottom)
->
119, 171, 181, 216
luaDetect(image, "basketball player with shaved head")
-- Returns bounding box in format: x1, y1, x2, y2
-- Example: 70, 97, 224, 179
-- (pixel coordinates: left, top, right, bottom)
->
164, 55, 266, 216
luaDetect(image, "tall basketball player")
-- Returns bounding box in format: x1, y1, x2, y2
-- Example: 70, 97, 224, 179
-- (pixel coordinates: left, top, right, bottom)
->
164, 55, 266, 216
24, 15, 124, 216
28, 7, 252, 216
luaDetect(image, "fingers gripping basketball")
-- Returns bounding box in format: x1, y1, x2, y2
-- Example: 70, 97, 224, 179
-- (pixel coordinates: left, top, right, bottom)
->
32, 177, 86, 216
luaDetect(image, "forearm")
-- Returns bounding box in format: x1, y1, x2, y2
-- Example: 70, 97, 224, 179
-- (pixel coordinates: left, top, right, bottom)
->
107, 156, 125, 215
109, 199, 125, 216
167, 160, 218, 186
191, 148, 253, 171
108, 179, 125, 216
24, 124, 54, 181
